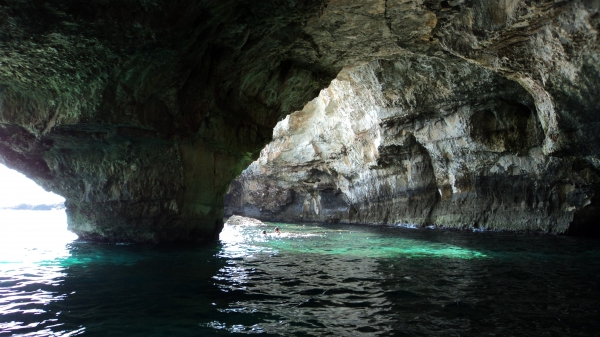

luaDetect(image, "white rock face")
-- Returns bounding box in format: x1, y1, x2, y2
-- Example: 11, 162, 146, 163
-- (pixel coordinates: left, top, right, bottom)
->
226, 55, 600, 233
225, 215, 265, 227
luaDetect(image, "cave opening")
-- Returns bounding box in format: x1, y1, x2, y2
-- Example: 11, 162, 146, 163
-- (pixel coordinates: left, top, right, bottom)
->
0, 164, 76, 263
0, 0, 599, 335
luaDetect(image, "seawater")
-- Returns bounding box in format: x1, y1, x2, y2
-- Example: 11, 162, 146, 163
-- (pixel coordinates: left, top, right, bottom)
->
1, 211, 599, 336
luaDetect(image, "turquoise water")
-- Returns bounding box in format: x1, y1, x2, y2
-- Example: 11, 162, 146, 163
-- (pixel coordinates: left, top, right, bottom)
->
1, 211, 599, 336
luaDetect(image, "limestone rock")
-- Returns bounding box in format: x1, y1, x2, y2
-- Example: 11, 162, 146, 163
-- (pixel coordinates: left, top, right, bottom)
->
225, 215, 265, 227
0, 0, 598, 241
226, 55, 600, 234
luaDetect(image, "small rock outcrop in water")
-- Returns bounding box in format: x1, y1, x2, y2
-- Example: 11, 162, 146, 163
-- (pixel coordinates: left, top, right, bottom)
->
0, 1, 599, 241
225, 215, 265, 227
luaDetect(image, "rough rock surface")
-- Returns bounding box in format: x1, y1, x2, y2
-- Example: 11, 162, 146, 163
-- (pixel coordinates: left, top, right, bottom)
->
226, 0, 600, 234
0, 0, 330, 242
1, 0, 599, 241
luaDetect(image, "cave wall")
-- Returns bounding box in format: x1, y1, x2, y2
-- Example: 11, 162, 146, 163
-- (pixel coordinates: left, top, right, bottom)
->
0, 0, 331, 242
226, 55, 600, 233
1, 0, 599, 241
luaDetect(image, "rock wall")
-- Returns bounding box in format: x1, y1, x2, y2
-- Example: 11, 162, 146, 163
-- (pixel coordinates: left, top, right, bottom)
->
226, 55, 600, 234
0, 0, 330, 242
1, 0, 599, 241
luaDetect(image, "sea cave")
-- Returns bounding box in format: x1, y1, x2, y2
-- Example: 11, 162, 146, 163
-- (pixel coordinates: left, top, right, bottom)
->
1, 0, 600, 335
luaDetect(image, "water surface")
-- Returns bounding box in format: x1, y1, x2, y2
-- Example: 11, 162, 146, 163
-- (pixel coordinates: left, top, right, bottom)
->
1, 211, 599, 336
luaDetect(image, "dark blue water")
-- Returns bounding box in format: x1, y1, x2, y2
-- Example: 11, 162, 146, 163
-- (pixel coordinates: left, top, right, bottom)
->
1, 211, 599, 336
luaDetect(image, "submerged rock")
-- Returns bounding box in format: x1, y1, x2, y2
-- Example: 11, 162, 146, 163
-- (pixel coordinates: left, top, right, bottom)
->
0, 0, 598, 241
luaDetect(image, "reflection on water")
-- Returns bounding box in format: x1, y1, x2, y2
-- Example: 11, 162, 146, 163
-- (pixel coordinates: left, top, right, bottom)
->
220, 222, 488, 259
0, 210, 76, 264
1, 212, 599, 336
0, 210, 77, 336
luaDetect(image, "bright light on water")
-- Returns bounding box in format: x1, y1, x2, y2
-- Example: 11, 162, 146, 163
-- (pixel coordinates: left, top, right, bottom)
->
0, 209, 79, 335
0, 210, 77, 265
220, 222, 488, 259
0, 164, 65, 207
0, 213, 598, 336
0, 163, 75, 270
0, 164, 74, 266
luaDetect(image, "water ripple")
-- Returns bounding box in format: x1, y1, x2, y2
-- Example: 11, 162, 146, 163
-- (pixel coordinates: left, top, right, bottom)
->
1, 213, 600, 336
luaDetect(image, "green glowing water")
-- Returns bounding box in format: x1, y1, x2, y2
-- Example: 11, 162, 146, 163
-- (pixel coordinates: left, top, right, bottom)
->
222, 222, 488, 259
1, 211, 600, 336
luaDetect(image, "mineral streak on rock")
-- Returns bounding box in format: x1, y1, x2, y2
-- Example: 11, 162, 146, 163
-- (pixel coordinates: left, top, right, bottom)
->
0, 0, 599, 241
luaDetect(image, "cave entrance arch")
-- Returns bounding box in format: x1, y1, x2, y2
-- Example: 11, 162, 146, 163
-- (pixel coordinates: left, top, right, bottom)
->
0, 164, 75, 255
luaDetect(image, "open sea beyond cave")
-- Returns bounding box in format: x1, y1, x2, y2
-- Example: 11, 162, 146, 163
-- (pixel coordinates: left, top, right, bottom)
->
1, 210, 599, 336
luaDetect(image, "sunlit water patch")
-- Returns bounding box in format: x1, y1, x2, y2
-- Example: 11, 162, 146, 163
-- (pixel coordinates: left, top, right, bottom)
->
0, 210, 76, 264
220, 222, 488, 259
0, 210, 74, 335
1, 214, 599, 336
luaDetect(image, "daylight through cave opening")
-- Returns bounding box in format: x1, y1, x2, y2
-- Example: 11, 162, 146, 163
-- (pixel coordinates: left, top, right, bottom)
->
0, 164, 75, 252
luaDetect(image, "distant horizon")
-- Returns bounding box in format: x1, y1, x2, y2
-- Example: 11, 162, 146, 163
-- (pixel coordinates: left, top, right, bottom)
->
0, 165, 65, 207
0, 202, 65, 210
